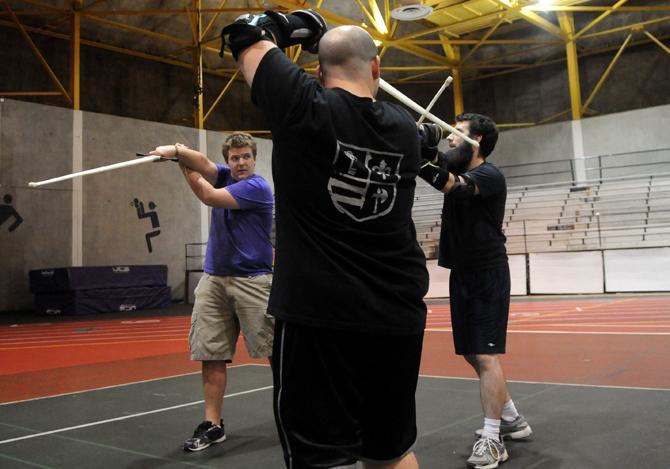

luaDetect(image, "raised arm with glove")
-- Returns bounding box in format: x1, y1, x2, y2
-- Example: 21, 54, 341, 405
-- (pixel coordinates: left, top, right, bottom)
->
220, 9, 327, 60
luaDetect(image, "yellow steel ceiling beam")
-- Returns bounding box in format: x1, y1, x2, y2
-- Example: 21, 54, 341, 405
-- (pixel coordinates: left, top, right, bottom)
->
470, 42, 558, 67
72, 7, 265, 16
2, 0, 72, 104
395, 69, 446, 83
268, 0, 453, 65
412, 39, 561, 45
394, 9, 506, 42
467, 31, 670, 82
204, 69, 240, 124
575, 0, 630, 39
0, 91, 63, 96
82, 15, 192, 46
0, 17, 237, 78
524, 6, 670, 12
460, 16, 505, 63
558, 12, 581, 120
581, 15, 670, 39
581, 32, 633, 113
642, 29, 670, 55
203, 0, 227, 40
493, 0, 565, 40
441, 36, 463, 115
16, 0, 65, 12
70, 1, 81, 110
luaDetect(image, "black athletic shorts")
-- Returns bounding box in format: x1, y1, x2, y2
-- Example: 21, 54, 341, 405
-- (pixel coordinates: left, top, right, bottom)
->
449, 263, 511, 355
272, 319, 424, 469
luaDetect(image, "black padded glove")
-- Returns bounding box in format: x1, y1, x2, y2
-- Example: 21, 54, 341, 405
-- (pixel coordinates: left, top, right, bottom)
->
220, 9, 327, 60
418, 123, 443, 164
264, 10, 327, 53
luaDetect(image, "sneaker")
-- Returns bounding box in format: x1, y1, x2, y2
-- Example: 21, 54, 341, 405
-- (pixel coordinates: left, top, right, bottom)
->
466, 436, 509, 469
475, 415, 533, 440
184, 420, 226, 452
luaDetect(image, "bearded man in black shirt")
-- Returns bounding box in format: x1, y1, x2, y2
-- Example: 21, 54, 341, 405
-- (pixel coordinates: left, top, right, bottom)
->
418, 115, 532, 469
221, 10, 428, 469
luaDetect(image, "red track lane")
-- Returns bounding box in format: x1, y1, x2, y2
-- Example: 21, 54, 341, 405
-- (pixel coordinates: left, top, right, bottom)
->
1, 295, 669, 403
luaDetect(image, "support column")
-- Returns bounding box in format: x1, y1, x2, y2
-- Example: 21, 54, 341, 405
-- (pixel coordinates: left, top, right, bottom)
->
558, 12, 582, 120
71, 110, 83, 266
452, 66, 464, 115
440, 39, 464, 116
198, 129, 209, 245
70, 1, 82, 110
571, 120, 587, 183
192, 0, 204, 129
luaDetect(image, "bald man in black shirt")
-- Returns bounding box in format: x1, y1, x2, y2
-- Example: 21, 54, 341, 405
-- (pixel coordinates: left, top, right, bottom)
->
222, 11, 428, 469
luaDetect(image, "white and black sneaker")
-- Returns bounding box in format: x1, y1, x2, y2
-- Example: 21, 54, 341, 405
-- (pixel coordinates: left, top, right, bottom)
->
475, 415, 533, 441
466, 436, 509, 469
184, 420, 226, 452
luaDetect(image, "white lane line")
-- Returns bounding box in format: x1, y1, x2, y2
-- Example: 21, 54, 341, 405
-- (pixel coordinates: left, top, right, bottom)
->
0, 385, 273, 446
0, 364, 258, 406
424, 328, 670, 335
419, 374, 670, 392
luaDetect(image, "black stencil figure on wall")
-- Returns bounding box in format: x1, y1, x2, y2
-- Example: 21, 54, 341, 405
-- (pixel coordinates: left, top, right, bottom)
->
1, 194, 23, 232
133, 198, 160, 253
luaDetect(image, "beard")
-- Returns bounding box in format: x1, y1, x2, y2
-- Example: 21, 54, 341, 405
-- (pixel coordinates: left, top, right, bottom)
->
444, 141, 474, 175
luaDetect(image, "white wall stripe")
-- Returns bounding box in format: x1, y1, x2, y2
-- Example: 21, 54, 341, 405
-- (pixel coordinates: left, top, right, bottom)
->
571, 119, 587, 182
198, 129, 209, 246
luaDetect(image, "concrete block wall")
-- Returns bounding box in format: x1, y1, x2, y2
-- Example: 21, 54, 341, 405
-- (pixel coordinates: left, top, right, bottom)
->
0, 99, 274, 312
2, 98, 670, 311
0, 100, 73, 311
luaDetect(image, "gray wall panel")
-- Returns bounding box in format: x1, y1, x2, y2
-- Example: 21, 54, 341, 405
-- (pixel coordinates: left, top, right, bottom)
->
81, 112, 200, 300
0, 99, 72, 311
494, 121, 574, 186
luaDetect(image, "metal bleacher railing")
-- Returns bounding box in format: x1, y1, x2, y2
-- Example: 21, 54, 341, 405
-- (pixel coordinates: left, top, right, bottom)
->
184, 147, 670, 275
413, 147, 670, 259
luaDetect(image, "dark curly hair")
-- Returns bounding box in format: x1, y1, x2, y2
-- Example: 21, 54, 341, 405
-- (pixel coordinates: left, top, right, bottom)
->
455, 113, 498, 157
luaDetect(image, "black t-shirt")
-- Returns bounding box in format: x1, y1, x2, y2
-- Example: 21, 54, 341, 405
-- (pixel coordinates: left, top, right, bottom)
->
251, 48, 428, 334
438, 162, 508, 271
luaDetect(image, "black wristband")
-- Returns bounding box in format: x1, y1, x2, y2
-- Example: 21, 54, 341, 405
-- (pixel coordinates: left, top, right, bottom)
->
419, 162, 450, 191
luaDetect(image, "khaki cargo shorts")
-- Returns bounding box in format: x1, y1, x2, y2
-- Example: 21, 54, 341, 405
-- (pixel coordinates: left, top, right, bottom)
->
189, 272, 274, 361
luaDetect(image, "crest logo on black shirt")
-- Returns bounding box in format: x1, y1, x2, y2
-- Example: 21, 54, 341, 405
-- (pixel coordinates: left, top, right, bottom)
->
328, 141, 403, 222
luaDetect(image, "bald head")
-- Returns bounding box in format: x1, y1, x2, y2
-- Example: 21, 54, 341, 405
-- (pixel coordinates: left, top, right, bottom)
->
318, 26, 378, 76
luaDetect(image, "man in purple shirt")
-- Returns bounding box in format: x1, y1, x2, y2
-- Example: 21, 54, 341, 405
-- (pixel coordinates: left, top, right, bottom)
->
152, 133, 274, 452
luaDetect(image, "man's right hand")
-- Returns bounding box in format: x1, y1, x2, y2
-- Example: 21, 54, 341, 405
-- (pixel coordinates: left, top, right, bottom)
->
418, 123, 443, 164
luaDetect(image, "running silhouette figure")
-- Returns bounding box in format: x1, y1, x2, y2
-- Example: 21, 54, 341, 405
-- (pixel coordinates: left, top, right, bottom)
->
1, 194, 23, 232
133, 198, 160, 253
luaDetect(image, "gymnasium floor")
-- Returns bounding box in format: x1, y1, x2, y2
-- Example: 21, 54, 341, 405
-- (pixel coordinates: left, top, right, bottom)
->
1, 294, 669, 468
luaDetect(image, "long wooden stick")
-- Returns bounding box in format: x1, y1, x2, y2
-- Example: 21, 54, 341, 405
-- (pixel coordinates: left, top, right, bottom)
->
417, 76, 453, 124
28, 155, 162, 187
379, 78, 479, 147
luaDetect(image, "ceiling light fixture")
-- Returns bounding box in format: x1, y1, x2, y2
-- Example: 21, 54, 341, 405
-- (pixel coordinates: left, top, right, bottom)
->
390, 3, 434, 21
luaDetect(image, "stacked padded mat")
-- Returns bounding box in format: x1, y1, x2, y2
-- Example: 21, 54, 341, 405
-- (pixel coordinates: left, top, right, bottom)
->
29, 265, 171, 315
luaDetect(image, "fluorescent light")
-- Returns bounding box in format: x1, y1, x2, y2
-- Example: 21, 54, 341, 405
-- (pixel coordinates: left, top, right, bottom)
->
370, 1, 389, 35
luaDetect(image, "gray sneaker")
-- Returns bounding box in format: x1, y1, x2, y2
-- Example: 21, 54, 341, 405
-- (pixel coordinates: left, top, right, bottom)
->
475, 415, 533, 440
466, 436, 509, 469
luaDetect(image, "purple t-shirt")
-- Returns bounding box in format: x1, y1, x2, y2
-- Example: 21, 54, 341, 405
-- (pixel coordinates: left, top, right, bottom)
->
203, 164, 273, 276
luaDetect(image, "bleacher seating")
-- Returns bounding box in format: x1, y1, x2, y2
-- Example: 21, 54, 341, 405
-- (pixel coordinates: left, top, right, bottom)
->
413, 170, 670, 258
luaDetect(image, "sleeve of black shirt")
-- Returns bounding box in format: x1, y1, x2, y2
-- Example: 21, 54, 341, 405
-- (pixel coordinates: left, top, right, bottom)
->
250, 48, 321, 130
465, 164, 505, 198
